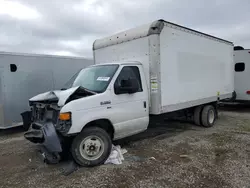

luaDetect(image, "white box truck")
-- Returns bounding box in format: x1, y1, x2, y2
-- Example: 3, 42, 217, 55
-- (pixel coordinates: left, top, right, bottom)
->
232, 46, 250, 101
24, 19, 234, 167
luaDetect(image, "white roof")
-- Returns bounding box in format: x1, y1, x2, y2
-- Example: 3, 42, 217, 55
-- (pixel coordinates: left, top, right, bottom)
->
93, 19, 233, 50
92, 61, 141, 67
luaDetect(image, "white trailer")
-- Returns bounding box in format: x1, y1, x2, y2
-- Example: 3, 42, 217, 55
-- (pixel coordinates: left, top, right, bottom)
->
24, 19, 234, 166
0, 52, 93, 129
233, 47, 250, 101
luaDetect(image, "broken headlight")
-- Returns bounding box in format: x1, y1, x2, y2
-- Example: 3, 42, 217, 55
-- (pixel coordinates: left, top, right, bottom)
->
55, 112, 72, 135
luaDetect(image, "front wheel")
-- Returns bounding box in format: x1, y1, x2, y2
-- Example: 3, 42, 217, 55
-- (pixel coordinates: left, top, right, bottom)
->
71, 127, 112, 167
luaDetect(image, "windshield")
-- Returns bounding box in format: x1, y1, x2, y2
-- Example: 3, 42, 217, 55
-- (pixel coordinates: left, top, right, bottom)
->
72, 64, 119, 93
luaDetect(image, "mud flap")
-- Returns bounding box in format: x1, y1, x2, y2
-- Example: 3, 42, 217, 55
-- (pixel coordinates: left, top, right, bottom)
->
24, 129, 44, 143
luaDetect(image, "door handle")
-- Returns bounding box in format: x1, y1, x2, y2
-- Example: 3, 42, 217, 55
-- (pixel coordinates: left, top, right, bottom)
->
143, 101, 146, 108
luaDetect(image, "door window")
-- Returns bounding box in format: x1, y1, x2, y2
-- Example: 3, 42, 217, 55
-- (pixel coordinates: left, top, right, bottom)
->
114, 66, 142, 94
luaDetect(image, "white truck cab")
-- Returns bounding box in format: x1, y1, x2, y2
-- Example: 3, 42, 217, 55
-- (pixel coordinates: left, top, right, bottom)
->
62, 62, 149, 138
24, 19, 234, 167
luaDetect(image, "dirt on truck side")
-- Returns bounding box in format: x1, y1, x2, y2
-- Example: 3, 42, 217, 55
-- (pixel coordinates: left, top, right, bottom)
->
0, 105, 250, 188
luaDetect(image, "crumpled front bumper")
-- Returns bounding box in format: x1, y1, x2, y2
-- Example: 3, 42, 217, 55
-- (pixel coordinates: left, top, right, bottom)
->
24, 122, 63, 162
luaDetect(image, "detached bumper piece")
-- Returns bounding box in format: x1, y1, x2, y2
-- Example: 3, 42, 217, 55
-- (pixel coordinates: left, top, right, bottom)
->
24, 122, 62, 164
24, 129, 44, 143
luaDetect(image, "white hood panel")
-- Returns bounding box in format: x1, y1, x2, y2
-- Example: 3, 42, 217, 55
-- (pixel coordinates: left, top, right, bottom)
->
29, 87, 80, 107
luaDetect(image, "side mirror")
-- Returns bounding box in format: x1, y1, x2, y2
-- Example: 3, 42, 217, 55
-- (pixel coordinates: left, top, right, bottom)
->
115, 78, 139, 94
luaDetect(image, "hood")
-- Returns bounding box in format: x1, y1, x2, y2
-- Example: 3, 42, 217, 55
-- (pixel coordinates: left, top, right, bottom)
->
29, 86, 95, 107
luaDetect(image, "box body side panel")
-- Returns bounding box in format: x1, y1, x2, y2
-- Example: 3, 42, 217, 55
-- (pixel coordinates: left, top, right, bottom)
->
159, 24, 234, 112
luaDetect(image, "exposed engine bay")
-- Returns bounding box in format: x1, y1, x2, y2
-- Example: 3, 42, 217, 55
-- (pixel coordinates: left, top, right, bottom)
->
31, 103, 60, 124
28, 86, 95, 126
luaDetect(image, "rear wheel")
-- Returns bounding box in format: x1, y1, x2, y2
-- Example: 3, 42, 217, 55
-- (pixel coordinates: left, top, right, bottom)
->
71, 127, 112, 167
194, 106, 203, 126
201, 105, 216, 127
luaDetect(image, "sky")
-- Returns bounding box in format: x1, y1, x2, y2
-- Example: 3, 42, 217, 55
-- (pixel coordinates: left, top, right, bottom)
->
0, 0, 249, 58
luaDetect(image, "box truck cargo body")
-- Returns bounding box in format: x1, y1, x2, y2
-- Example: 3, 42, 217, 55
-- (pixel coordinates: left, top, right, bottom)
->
24, 20, 234, 167
0, 52, 93, 129
93, 20, 234, 114
233, 48, 250, 101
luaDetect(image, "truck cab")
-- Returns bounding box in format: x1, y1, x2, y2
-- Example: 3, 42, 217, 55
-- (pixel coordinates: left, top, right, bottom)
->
62, 62, 149, 138
25, 62, 149, 166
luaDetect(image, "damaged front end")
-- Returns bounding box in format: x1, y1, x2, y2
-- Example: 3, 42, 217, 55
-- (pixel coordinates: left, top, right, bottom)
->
24, 86, 95, 163
24, 102, 63, 163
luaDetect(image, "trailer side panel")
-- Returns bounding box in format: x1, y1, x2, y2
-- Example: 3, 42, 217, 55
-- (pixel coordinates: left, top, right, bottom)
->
0, 53, 93, 128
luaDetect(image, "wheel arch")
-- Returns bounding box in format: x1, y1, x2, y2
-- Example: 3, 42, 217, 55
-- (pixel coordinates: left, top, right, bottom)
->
82, 119, 115, 140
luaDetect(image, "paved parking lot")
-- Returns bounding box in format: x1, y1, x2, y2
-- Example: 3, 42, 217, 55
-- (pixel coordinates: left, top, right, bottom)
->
0, 105, 249, 188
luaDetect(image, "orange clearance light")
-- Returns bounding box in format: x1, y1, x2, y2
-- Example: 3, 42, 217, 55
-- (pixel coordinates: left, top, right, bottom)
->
59, 112, 71, 120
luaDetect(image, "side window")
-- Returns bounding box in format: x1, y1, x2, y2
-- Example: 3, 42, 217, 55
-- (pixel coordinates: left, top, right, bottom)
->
235, 62, 245, 72
114, 66, 142, 94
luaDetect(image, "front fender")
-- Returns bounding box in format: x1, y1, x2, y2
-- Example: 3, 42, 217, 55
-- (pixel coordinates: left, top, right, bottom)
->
67, 107, 115, 134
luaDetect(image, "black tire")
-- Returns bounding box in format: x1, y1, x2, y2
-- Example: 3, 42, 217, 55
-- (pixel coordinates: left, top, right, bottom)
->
194, 106, 203, 126
201, 105, 216, 127
71, 127, 112, 167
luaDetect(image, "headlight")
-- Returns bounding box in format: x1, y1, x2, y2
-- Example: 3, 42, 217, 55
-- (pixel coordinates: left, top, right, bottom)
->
56, 112, 72, 135
59, 112, 71, 121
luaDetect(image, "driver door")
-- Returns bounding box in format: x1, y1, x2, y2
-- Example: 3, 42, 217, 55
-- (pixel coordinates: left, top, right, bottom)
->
111, 65, 149, 139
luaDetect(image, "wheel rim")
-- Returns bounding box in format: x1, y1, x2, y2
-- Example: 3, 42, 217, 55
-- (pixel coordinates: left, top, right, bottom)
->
79, 135, 105, 161
208, 109, 215, 124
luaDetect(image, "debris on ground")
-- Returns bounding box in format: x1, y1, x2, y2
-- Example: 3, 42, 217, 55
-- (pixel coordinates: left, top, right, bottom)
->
104, 145, 126, 165
61, 161, 79, 176
179, 154, 189, 158
149, 157, 156, 160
